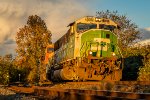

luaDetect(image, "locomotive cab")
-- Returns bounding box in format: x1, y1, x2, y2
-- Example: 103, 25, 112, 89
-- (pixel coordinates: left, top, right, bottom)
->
45, 44, 54, 65
44, 44, 54, 80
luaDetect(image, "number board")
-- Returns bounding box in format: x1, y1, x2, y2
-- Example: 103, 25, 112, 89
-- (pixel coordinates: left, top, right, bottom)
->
85, 17, 95, 22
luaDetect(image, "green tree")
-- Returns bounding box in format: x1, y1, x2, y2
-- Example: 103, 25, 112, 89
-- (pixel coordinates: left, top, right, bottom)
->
16, 15, 52, 83
96, 10, 140, 57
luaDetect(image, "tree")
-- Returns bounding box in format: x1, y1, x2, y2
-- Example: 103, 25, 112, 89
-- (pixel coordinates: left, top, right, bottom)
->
138, 59, 150, 81
16, 15, 52, 83
120, 43, 150, 81
0, 54, 13, 84
137, 44, 150, 81
96, 10, 140, 57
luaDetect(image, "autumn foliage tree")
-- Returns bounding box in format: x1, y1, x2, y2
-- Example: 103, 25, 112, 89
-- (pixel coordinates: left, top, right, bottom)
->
137, 44, 150, 81
0, 54, 12, 85
0, 54, 28, 84
96, 10, 140, 57
16, 15, 52, 83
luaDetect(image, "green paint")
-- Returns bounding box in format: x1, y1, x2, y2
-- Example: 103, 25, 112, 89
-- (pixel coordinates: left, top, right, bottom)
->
80, 30, 119, 58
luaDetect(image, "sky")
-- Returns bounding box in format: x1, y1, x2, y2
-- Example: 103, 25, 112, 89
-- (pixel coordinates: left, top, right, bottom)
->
0, 0, 150, 56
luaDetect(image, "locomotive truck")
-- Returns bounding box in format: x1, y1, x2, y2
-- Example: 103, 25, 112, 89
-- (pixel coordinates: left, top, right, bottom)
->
45, 16, 123, 81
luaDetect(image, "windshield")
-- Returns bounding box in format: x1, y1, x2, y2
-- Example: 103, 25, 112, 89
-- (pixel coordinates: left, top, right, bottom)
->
77, 23, 97, 33
47, 48, 54, 53
99, 24, 116, 31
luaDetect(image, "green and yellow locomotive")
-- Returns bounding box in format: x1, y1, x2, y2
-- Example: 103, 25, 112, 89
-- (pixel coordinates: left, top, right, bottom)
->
46, 16, 123, 81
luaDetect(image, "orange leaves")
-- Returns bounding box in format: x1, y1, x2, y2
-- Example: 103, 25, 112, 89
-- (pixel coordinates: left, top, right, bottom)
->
15, 15, 52, 82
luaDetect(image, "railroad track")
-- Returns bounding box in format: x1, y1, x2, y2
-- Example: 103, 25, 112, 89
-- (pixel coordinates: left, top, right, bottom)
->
8, 81, 150, 100
34, 88, 150, 100
34, 81, 150, 100
66, 81, 150, 85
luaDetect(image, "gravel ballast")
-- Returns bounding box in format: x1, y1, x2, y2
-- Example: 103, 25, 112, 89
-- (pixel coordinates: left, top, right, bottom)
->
0, 85, 36, 100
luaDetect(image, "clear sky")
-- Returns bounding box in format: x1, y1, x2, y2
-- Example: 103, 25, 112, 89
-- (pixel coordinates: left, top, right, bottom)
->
86, 0, 150, 28
0, 0, 150, 56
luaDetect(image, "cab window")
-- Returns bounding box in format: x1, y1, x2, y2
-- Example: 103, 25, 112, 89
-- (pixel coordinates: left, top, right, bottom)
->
47, 48, 54, 53
106, 34, 110, 38
99, 24, 115, 31
77, 23, 97, 33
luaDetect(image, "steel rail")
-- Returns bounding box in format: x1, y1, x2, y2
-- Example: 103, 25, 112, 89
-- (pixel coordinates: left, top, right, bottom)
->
34, 88, 150, 100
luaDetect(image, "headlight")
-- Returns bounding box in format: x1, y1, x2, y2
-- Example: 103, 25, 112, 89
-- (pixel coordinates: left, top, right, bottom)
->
89, 51, 92, 55
112, 53, 115, 56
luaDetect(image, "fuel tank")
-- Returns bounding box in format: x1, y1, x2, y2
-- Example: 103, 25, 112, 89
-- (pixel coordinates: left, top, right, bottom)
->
51, 67, 78, 81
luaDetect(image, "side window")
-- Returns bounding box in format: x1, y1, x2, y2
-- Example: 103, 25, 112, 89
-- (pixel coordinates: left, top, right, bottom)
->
106, 34, 110, 38
111, 44, 115, 52
108, 25, 115, 31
